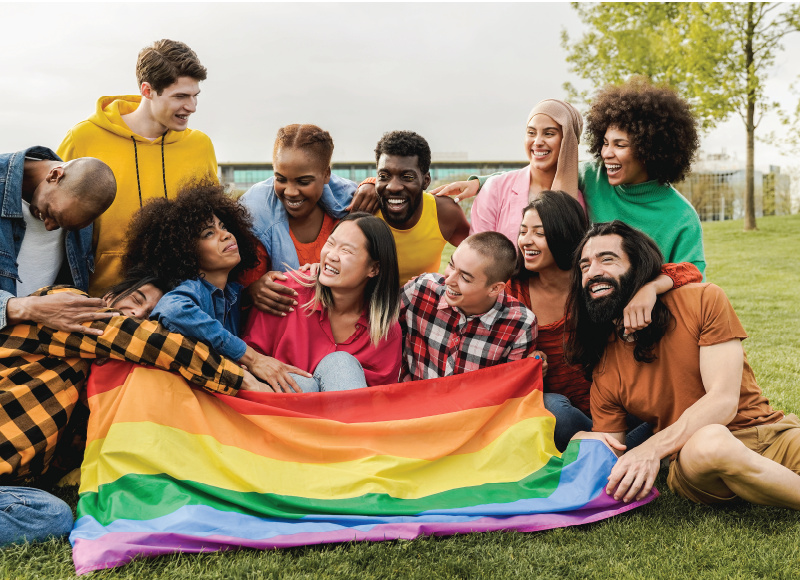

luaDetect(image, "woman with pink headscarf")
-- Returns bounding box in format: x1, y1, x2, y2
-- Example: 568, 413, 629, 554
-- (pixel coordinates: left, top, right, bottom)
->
469, 99, 585, 243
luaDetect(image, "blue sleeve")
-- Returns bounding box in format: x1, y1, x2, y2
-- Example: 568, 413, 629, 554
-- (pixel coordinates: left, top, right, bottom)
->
0, 289, 13, 330
319, 174, 357, 219
150, 289, 248, 361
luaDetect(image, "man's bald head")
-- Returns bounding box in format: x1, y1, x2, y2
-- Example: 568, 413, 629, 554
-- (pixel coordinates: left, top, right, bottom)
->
31, 157, 117, 231
60, 158, 117, 214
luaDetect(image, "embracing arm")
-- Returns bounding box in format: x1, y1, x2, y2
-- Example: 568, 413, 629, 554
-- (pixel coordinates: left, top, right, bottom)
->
436, 196, 471, 247
623, 263, 703, 335
36, 315, 244, 394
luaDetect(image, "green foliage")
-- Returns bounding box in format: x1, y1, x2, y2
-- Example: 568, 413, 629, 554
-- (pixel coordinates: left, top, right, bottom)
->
2, 215, 799, 579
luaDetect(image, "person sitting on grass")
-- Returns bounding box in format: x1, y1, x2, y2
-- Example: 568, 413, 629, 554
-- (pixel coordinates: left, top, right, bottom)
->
506, 190, 702, 451
239, 124, 380, 317
431, 77, 706, 277
469, 99, 586, 244
142, 180, 313, 392
400, 231, 535, 381
567, 221, 800, 509
0, 267, 247, 548
242, 213, 403, 391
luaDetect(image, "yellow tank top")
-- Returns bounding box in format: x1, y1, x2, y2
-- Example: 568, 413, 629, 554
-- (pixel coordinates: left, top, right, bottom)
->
378, 192, 447, 285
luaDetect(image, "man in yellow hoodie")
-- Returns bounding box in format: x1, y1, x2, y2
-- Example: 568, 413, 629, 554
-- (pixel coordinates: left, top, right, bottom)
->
58, 39, 217, 296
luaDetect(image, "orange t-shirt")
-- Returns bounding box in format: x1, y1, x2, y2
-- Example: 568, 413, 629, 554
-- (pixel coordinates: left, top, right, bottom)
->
238, 213, 337, 288
591, 283, 782, 434
290, 212, 337, 269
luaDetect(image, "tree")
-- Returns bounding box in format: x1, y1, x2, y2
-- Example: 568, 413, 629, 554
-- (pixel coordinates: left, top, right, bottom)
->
562, 2, 800, 230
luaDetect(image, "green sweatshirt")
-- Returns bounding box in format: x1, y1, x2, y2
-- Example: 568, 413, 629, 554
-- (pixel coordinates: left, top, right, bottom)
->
472, 160, 706, 276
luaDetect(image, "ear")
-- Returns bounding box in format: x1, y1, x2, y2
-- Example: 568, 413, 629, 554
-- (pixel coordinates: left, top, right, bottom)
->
324, 165, 331, 185
45, 165, 67, 185
423, 172, 431, 191
367, 260, 380, 279
140, 82, 154, 100
487, 280, 506, 298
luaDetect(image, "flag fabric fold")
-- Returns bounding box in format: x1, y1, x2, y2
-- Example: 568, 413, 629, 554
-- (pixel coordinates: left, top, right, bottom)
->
70, 357, 657, 575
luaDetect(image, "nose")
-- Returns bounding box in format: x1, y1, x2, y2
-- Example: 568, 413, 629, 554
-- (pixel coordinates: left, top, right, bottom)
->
534, 134, 545, 146
44, 218, 60, 232
221, 229, 232, 241
601, 145, 614, 159
444, 268, 458, 286
585, 260, 605, 281
386, 176, 403, 193
185, 97, 197, 113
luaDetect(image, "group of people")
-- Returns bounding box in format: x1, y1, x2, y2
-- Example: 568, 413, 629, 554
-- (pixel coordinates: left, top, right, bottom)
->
2, 38, 798, 549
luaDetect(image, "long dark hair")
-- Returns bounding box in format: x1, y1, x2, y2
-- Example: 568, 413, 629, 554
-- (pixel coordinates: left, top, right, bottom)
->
565, 221, 674, 380
103, 264, 169, 308
515, 190, 588, 279
298, 212, 400, 345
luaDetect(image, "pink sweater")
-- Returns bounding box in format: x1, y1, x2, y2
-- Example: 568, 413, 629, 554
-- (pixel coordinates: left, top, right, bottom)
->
469, 165, 586, 244
241, 278, 403, 386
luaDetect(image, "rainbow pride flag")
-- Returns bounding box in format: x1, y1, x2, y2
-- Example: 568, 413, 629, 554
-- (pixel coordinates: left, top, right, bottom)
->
70, 358, 657, 574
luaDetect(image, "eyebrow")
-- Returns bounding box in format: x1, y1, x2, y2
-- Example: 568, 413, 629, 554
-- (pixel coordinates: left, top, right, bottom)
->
450, 257, 474, 279
528, 125, 560, 132
134, 289, 146, 303
275, 172, 315, 180
579, 250, 620, 265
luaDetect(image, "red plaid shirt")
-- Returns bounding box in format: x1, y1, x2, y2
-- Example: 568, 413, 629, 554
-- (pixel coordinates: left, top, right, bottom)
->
400, 273, 537, 381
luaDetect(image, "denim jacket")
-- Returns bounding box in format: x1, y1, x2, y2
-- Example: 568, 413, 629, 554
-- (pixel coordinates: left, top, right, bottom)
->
239, 174, 356, 271
0, 146, 94, 329
150, 278, 247, 361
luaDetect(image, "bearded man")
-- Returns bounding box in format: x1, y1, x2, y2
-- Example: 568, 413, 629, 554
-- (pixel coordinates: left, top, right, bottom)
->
566, 220, 800, 509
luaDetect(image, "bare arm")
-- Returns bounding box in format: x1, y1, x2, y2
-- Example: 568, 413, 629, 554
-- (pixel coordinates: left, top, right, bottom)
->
602, 339, 743, 502
435, 196, 470, 247
6, 293, 116, 336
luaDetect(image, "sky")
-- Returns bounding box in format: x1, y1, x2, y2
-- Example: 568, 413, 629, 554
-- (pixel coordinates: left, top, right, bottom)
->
3, 2, 800, 171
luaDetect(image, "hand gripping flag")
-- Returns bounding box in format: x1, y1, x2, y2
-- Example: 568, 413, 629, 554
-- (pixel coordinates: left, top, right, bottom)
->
70, 357, 657, 574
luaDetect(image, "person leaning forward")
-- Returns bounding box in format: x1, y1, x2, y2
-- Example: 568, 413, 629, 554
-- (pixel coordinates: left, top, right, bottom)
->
0, 145, 116, 334
568, 221, 800, 509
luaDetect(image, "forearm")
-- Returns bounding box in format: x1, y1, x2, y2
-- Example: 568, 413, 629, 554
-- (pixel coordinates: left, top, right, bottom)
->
38, 317, 244, 394
0, 290, 13, 330
637, 391, 738, 460
468, 172, 503, 191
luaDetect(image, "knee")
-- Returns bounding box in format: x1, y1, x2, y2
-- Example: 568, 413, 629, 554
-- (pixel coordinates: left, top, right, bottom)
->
316, 351, 363, 373
0, 488, 73, 545
543, 392, 571, 411
680, 424, 742, 475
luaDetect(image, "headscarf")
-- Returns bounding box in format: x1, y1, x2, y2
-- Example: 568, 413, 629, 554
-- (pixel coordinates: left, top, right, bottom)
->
527, 99, 583, 200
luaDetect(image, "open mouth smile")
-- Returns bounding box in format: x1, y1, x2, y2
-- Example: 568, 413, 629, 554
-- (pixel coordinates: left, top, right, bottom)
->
589, 283, 614, 297
284, 198, 306, 210
533, 150, 551, 158
446, 287, 462, 297
384, 197, 409, 212
322, 263, 340, 276
605, 164, 622, 175
523, 249, 541, 260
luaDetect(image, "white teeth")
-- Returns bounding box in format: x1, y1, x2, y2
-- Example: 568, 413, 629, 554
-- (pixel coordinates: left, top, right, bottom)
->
592, 284, 612, 293
533, 151, 550, 157
286, 199, 305, 208
606, 164, 621, 172
524, 250, 541, 256
446, 287, 461, 296
387, 198, 406, 205
324, 264, 340, 275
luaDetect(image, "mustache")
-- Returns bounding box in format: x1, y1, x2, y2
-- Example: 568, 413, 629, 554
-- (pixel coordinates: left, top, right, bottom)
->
583, 275, 620, 293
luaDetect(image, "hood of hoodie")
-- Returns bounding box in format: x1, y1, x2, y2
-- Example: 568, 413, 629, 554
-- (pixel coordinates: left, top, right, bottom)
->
89, 96, 188, 145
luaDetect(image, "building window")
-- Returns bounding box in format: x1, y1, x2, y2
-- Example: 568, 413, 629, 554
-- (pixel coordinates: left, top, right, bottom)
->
234, 169, 273, 183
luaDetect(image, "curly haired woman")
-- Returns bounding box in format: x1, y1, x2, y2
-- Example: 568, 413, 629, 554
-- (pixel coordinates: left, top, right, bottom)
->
135, 180, 313, 392
432, 77, 706, 276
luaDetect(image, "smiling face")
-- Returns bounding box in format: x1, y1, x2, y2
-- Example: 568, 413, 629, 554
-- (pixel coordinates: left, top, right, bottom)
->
578, 234, 635, 323
273, 147, 331, 220
196, 213, 241, 277
443, 243, 504, 316
517, 209, 556, 273
375, 154, 431, 227
601, 126, 649, 186
145, 76, 200, 133
105, 283, 163, 318
318, 220, 379, 291
524, 114, 563, 173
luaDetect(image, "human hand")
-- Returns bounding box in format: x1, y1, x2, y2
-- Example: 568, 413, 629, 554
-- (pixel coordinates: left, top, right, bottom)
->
298, 262, 320, 277
606, 443, 661, 503
7, 293, 117, 336
429, 180, 479, 203
528, 350, 548, 377
623, 282, 658, 336
346, 182, 380, 214
247, 271, 298, 316
240, 349, 310, 393
239, 369, 274, 393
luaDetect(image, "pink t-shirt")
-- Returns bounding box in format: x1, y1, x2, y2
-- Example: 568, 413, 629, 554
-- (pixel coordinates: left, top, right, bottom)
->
469, 165, 586, 244
241, 278, 403, 386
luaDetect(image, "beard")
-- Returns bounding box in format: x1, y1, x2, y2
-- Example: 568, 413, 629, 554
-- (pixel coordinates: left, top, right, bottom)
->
582, 270, 635, 325
378, 192, 423, 225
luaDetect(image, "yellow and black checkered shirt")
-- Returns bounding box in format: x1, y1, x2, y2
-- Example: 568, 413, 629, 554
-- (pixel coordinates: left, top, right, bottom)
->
0, 287, 244, 483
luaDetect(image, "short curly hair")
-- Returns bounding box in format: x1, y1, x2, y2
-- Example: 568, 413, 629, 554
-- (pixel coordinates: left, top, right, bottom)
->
585, 76, 699, 184
124, 178, 260, 290
374, 130, 432, 175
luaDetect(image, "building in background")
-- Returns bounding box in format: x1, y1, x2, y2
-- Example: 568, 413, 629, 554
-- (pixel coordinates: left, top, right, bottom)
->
675, 150, 793, 221
219, 159, 529, 194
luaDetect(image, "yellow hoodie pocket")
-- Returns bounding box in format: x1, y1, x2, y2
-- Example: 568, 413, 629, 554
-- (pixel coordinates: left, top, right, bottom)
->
89, 252, 126, 297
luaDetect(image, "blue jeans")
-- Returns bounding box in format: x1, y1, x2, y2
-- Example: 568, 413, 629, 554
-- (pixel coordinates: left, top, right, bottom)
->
0, 486, 73, 547
289, 352, 369, 393
543, 393, 653, 453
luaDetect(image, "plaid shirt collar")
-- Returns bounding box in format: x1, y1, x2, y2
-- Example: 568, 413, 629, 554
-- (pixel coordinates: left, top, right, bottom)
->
434, 284, 506, 331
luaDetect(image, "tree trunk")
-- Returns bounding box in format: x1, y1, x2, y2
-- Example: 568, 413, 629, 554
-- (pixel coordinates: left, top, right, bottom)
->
743, 3, 758, 231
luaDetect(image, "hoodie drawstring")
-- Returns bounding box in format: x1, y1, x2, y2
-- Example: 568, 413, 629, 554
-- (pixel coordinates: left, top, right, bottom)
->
131, 131, 170, 208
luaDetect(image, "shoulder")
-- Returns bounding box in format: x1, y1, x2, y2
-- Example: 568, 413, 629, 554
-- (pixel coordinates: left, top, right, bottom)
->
483, 166, 526, 192
161, 279, 208, 304
659, 282, 726, 312
403, 272, 444, 299
64, 120, 98, 138
501, 292, 535, 325
240, 178, 276, 205
183, 128, 214, 146
665, 186, 702, 222
282, 274, 316, 298
433, 193, 467, 221
579, 159, 603, 181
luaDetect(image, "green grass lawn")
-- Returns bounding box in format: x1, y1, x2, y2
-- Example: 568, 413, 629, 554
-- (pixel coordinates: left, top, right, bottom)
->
2, 215, 799, 580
